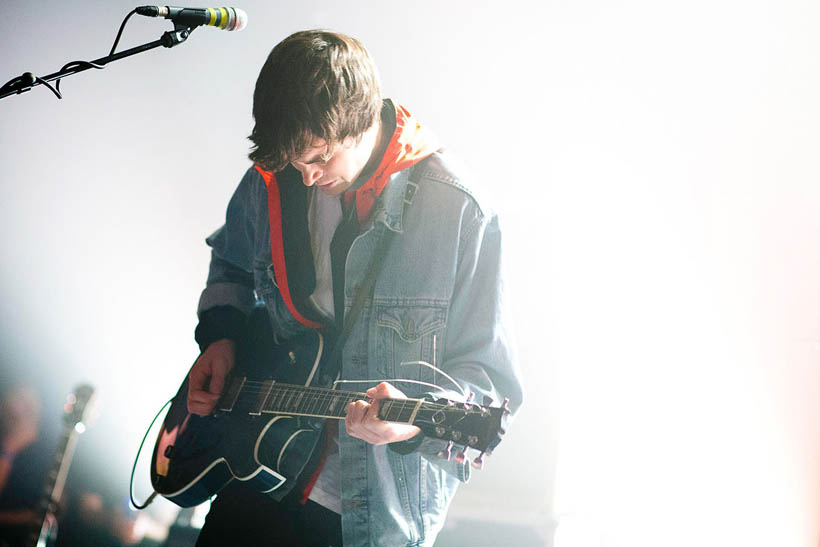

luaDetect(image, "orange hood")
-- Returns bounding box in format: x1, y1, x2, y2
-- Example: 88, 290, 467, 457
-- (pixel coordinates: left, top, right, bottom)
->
351, 103, 439, 224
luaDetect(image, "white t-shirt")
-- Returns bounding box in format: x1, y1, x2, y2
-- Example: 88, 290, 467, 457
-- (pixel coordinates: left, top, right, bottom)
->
305, 187, 343, 514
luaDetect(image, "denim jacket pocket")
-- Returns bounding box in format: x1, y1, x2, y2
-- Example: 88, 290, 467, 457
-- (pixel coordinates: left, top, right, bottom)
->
373, 302, 447, 393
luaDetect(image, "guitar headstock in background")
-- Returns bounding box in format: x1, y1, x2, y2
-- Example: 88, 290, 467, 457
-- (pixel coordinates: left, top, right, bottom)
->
62, 383, 99, 432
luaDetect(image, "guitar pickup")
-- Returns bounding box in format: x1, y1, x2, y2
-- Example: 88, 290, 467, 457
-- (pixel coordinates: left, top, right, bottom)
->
248, 379, 275, 416
217, 377, 246, 413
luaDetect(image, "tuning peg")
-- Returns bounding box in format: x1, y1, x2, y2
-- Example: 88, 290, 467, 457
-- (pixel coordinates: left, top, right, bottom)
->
472, 451, 485, 469
454, 445, 468, 464
437, 440, 454, 461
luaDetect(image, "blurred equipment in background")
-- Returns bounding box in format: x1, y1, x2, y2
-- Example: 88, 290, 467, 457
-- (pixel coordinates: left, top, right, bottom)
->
0, 385, 47, 547
0, 384, 96, 547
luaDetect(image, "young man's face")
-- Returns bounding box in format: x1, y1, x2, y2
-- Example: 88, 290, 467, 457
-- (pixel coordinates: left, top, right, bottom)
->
290, 120, 381, 195
290, 137, 369, 196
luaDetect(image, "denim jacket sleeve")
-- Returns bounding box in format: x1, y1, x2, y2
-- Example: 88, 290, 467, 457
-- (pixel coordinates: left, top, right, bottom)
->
197, 167, 265, 320
389, 190, 524, 476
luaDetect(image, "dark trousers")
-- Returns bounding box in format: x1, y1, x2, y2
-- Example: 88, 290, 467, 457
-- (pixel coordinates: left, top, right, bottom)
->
195, 483, 342, 547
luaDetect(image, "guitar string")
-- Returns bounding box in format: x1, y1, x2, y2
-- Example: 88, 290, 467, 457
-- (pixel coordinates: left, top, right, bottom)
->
217, 383, 461, 412
231, 382, 464, 408
213, 352, 484, 416
227, 358, 470, 412
215, 383, 462, 414
218, 395, 421, 423
223, 391, 462, 413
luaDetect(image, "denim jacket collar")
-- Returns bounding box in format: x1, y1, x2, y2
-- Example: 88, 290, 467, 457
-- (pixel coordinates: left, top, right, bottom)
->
366, 167, 419, 234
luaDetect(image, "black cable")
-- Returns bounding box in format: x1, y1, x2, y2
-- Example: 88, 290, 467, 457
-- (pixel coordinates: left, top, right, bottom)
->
0, 73, 31, 95
110, 9, 138, 56
53, 8, 137, 96
34, 76, 61, 99
54, 61, 105, 96
129, 398, 173, 510
0, 8, 138, 100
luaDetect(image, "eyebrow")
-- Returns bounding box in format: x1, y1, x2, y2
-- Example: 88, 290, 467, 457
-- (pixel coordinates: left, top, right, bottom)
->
300, 152, 326, 165
294, 143, 331, 165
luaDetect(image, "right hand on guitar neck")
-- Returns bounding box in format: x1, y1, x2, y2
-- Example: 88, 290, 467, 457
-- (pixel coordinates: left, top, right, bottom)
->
187, 338, 236, 416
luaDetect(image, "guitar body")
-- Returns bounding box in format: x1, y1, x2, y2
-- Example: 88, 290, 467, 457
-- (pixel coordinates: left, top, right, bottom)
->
150, 320, 329, 508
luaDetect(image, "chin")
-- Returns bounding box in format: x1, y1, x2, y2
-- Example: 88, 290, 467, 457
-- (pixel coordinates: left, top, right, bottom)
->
319, 180, 353, 195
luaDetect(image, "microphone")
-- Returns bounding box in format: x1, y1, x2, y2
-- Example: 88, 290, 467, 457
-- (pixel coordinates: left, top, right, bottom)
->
135, 6, 247, 31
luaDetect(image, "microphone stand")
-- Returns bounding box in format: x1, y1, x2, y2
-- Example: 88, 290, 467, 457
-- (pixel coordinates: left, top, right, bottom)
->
0, 22, 194, 101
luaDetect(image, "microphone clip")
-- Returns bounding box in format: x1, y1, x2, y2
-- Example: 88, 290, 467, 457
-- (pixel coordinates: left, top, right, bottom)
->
160, 22, 194, 49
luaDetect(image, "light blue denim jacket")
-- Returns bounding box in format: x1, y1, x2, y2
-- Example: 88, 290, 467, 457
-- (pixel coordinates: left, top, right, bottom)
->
198, 151, 523, 546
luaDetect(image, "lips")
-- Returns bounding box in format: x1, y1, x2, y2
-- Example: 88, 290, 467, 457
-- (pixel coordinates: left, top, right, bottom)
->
317, 179, 339, 188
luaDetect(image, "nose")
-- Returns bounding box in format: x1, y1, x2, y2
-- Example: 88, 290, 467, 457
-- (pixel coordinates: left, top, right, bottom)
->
299, 164, 323, 186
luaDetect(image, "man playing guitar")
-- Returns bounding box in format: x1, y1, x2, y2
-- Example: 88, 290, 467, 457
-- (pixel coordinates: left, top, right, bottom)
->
185, 29, 523, 546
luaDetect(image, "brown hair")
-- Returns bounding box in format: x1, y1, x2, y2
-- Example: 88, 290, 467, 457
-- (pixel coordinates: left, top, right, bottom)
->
248, 30, 383, 171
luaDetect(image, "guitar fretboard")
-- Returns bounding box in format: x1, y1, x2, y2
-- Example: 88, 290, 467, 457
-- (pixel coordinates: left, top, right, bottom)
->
219, 380, 423, 425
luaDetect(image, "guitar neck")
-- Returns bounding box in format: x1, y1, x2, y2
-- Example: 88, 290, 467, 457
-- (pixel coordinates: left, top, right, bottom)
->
217, 377, 508, 457
25, 383, 96, 547
218, 380, 422, 425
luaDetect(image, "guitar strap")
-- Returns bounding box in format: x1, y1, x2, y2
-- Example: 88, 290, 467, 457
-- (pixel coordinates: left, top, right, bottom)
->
323, 226, 394, 383
321, 165, 420, 382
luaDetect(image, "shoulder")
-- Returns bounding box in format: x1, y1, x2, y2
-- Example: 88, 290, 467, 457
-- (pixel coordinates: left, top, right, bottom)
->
228, 165, 268, 203
410, 151, 495, 221
229, 164, 303, 214
220, 166, 267, 220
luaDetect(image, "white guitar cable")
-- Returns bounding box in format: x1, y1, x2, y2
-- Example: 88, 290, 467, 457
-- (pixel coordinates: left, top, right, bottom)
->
332, 359, 467, 400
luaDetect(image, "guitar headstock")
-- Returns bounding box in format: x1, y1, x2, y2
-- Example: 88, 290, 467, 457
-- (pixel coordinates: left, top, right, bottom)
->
62, 384, 98, 433
412, 396, 511, 468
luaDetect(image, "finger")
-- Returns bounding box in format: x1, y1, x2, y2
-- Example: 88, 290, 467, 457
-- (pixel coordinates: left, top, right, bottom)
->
187, 399, 214, 416
345, 401, 369, 435
344, 403, 357, 435
365, 382, 391, 400
348, 400, 369, 422
188, 390, 220, 405
187, 388, 219, 415
367, 398, 381, 421
188, 365, 209, 392
209, 368, 226, 396
189, 405, 214, 417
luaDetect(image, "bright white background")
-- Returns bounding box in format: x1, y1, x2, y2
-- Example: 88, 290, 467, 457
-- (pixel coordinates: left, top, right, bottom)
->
1, 1, 817, 546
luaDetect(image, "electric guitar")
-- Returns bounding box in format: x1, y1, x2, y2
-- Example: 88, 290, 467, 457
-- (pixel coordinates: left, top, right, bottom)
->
150, 316, 509, 508
24, 384, 97, 547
